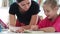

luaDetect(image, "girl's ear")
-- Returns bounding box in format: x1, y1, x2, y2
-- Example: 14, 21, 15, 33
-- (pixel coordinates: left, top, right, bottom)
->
54, 6, 59, 10
54, 6, 59, 15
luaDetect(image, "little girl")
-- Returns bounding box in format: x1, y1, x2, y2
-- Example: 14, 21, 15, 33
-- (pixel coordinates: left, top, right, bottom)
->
31, 0, 60, 32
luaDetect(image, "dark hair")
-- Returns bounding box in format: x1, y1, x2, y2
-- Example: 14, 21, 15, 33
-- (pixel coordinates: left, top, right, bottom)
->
44, 0, 58, 9
16, 0, 24, 3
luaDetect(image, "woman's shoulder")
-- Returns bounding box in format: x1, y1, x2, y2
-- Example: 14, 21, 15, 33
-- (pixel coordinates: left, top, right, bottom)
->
31, 1, 39, 6
10, 2, 18, 7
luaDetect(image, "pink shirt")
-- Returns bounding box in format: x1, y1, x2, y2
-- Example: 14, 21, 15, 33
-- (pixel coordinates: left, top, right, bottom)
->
38, 15, 60, 32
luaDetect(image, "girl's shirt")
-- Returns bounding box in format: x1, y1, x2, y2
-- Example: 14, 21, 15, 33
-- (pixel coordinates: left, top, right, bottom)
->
38, 15, 60, 32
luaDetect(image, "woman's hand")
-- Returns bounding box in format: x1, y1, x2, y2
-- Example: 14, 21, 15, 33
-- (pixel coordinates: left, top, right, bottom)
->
9, 25, 25, 33
21, 25, 30, 30
15, 27, 25, 33
30, 25, 38, 31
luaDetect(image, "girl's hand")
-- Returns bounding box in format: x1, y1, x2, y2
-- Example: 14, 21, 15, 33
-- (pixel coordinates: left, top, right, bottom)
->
39, 27, 55, 32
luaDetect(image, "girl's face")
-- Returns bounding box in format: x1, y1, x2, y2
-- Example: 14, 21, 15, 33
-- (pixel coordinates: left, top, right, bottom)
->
43, 4, 58, 19
18, 0, 31, 11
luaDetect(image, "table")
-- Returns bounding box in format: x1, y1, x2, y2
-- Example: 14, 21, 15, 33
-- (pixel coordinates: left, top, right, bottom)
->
0, 29, 44, 34
0, 29, 60, 34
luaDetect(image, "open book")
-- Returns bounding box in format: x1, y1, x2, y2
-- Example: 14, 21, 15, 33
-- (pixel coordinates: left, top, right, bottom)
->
0, 19, 8, 29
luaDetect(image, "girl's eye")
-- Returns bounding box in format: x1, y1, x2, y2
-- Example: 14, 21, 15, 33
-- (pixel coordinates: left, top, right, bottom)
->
46, 10, 49, 12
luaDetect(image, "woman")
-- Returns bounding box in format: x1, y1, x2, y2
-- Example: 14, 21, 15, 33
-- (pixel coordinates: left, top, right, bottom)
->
9, 0, 40, 32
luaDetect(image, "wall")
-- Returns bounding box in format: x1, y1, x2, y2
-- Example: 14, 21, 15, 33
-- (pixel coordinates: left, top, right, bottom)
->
0, 0, 60, 24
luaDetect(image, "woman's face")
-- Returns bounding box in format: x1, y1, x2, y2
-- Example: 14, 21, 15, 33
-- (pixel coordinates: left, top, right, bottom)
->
18, 0, 31, 11
43, 4, 58, 19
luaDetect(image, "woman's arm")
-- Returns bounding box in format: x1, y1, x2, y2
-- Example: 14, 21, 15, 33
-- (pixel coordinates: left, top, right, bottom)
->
15, 15, 38, 32
9, 14, 24, 33
9, 14, 16, 26
29, 15, 38, 25
22, 15, 38, 30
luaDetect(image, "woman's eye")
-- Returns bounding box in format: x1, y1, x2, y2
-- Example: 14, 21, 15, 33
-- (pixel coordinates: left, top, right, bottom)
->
27, 3, 30, 4
22, 4, 25, 6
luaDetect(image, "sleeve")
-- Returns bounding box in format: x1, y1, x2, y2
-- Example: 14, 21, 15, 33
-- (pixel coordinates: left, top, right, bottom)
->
9, 4, 15, 15
38, 19, 47, 29
53, 18, 60, 32
32, 2, 40, 15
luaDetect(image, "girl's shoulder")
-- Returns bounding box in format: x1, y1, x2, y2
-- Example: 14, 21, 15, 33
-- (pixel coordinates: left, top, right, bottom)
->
57, 15, 60, 19
55, 15, 60, 22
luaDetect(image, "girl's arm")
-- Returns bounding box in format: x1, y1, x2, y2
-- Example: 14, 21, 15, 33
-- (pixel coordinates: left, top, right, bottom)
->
39, 27, 55, 32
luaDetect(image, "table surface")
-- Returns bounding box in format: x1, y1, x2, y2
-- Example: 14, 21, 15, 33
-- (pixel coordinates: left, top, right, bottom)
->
0, 29, 60, 34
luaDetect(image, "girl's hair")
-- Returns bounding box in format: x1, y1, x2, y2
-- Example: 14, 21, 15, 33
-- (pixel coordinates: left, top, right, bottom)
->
44, 0, 58, 9
16, 0, 24, 3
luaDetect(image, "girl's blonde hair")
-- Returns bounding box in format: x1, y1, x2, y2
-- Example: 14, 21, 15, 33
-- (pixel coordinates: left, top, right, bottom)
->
44, 0, 58, 9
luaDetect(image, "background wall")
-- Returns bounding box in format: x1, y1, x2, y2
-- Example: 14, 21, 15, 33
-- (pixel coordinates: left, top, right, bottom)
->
0, 0, 60, 24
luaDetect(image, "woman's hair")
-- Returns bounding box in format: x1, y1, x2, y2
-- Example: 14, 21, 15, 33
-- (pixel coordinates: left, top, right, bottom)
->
16, 0, 24, 3
44, 0, 58, 9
